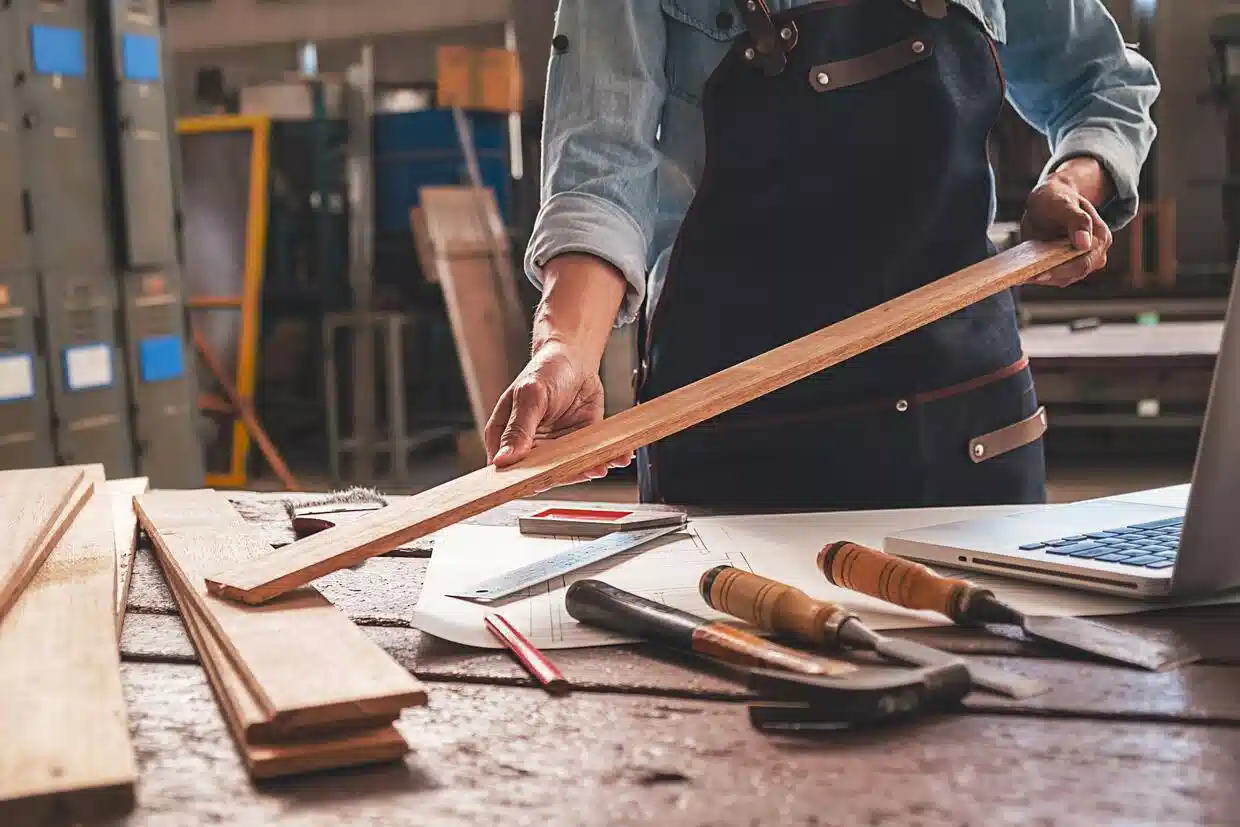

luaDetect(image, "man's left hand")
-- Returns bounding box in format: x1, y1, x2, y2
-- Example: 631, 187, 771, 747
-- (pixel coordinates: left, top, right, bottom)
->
1020, 157, 1114, 288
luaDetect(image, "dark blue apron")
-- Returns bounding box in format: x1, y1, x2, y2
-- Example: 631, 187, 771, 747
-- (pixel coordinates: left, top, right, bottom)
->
635, 0, 1047, 510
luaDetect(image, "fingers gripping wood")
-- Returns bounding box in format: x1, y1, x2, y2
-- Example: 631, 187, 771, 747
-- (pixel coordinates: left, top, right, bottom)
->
817, 541, 977, 622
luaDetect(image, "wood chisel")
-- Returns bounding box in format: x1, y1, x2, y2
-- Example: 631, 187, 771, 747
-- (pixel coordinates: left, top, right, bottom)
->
818, 541, 1200, 672
564, 579, 856, 677
565, 579, 974, 729
446, 520, 688, 603
698, 565, 1048, 699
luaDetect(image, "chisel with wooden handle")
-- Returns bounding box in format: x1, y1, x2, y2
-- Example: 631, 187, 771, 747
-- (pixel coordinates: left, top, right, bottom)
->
698, 565, 1047, 699
565, 579, 974, 729
564, 579, 856, 678
817, 541, 1199, 672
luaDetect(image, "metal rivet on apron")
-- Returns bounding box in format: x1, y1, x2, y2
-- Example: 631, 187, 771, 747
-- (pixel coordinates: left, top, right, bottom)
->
896, 399, 909, 412
815, 71, 830, 86
552, 34, 570, 54
745, 47, 757, 61
746, 0, 757, 10
912, 41, 926, 54
780, 27, 794, 41
973, 443, 986, 458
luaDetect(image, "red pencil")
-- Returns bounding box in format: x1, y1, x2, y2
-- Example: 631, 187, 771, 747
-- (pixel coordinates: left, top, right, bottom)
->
484, 613, 570, 694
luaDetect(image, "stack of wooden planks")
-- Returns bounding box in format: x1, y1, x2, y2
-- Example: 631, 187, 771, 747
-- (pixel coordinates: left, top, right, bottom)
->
0, 465, 139, 821
134, 489, 427, 778
1, 466, 430, 817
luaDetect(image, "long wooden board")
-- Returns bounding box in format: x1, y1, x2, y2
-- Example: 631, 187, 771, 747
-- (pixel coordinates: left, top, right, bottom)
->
109, 476, 150, 637
148, 544, 410, 778
207, 240, 1084, 604
136, 489, 426, 734
417, 186, 528, 449
0, 466, 88, 622
0, 465, 137, 820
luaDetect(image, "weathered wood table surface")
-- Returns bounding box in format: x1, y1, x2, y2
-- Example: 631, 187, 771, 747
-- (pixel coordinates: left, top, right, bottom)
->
105, 492, 1240, 827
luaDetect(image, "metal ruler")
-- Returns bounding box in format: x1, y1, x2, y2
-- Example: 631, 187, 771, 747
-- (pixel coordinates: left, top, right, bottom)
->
445, 521, 688, 603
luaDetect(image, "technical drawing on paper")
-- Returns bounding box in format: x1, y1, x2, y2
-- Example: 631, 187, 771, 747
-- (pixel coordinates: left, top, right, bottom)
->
412, 523, 754, 650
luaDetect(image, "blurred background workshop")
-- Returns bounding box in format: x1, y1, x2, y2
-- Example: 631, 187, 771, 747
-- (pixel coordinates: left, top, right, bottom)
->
9, 2, 1240, 825
0, 0, 1234, 501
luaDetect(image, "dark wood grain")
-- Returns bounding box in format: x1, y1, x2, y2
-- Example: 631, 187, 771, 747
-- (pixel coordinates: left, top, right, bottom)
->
116, 662, 1240, 827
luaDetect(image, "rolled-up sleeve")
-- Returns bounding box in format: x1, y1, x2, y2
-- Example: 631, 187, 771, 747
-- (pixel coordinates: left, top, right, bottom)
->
997, 0, 1160, 229
524, 1, 668, 326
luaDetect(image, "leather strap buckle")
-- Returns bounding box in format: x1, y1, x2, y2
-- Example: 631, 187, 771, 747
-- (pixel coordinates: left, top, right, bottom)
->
809, 35, 934, 93
734, 0, 798, 76
969, 406, 1048, 464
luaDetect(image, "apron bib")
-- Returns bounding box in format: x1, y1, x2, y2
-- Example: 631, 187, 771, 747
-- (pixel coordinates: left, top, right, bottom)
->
635, 0, 1047, 510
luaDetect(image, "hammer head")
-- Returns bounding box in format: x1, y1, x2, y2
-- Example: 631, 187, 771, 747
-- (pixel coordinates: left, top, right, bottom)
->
746, 662, 972, 731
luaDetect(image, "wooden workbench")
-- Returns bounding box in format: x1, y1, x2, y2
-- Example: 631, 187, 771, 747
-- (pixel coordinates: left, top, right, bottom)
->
105, 492, 1240, 827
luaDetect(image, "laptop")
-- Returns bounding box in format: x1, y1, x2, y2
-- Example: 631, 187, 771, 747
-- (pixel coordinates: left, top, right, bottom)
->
883, 250, 1240, 600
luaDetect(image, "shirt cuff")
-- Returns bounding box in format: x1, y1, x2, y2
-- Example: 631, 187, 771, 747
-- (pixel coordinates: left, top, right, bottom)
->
1040, 127, 1142, 231
523, 191, 648, 327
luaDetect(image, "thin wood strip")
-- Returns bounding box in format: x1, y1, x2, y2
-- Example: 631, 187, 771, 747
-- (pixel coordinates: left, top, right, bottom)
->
0, 465, 137, 820
0, 477, 93, 629
206, 240, 1084, 604
109, 477, 150, 638
156, 552, 409, 779
136, 489, 426, 734
0, 466, 87, 622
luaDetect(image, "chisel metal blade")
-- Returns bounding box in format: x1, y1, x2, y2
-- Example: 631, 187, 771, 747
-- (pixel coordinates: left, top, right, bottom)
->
873, 636, 1049, 700
1018, 616, 1200, 673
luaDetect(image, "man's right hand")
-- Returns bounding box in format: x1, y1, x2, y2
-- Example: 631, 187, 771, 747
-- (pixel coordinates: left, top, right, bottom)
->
484, 341, 634, 486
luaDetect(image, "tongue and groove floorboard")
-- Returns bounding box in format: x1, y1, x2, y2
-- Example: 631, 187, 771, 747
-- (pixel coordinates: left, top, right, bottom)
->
135, 489, 427, 737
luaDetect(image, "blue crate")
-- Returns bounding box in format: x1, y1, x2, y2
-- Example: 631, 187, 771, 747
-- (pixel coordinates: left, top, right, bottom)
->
373, 108, 511, 235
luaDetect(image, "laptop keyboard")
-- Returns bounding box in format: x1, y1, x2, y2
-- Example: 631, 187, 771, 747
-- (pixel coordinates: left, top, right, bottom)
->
1017, 516, 1183, 570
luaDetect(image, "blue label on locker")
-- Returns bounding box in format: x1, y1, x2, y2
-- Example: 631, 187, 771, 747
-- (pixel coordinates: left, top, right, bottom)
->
63, 343, 114, 391
0, 353, 36, 403
138, 335, 184, 382
30, 26, 86, 77
122, 33, 161, 82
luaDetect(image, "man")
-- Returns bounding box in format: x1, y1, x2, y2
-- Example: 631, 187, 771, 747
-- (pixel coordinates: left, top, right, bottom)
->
486, 0, 1158, 510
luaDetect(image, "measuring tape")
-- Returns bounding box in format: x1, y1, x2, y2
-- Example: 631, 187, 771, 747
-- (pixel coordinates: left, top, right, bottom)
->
445, 520, 688, 603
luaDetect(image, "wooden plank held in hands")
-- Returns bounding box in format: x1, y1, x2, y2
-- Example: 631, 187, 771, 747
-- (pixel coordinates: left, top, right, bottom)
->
136, 489, 427, 735
206, 240, 1084, 605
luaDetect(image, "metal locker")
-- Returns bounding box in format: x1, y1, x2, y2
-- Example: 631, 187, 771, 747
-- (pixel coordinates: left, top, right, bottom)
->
11, 0, 113, 272
38, 269, 135, 477
0, 6, 33, 275
0, 272, 54, 470
106, 0, 177, 267
119, 267, 203, 487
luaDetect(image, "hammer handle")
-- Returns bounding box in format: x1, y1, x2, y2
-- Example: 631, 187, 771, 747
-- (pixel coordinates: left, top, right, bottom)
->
817, 541, 987, 623
699, 566, 852, 648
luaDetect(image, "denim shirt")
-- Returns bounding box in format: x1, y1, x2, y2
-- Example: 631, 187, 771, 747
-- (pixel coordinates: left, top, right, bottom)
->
524, 0, 1160, 326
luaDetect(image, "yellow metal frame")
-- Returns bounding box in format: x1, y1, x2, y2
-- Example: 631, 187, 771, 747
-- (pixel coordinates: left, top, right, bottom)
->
177, 114, 271, 488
